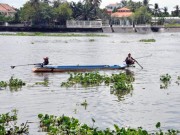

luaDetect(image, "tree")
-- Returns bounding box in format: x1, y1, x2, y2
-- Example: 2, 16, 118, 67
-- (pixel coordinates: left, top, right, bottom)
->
0, 13, 13, 22
174, 5, 180, 16
121, 0, 128, 7
53, 0, 65, 8
54, 2, 72, 25
112, 7, 118, 13
127, 0, 142, 12
42, 0, 51, 4
70, 1, 95, 20
30, 0, 40, 9
90, 0, 102, 16
38, 3, 54, 25
162, 7, 169, 17
133, 6, 152, 24
20, 1, 54, 25
143, 0, 148, 6
20, 2, 35, 22
82, 0, 101, 18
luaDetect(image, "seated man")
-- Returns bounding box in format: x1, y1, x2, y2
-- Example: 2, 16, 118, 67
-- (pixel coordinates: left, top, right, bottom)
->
125, 53, 135, 65
42, 57, 49, 67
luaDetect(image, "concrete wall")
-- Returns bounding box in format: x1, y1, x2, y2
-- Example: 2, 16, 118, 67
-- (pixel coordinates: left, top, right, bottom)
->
135, 25, 152, 33
163, 27, 180, 32
102, 26, 113, 33
112, 26, 134, 33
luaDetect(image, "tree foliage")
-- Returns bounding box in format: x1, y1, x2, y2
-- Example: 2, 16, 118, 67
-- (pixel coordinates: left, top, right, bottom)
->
70, 1, 95, 20
133, 6, 152, 24
54, 2, 72, 25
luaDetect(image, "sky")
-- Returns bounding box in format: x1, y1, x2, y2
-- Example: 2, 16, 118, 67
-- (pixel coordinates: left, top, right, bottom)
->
0, 0, 179, 12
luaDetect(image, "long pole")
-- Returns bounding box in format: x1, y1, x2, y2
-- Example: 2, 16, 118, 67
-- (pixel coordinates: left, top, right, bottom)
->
11, 63, 41, 69
135, 60, 143, 69
134, 54, 152, 59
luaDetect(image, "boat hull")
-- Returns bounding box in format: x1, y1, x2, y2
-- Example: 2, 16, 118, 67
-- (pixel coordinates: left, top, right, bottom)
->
32, 64, 127, 72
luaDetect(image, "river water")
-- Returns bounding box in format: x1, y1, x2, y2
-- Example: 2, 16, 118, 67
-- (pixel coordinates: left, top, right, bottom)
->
0, 32, 180, 134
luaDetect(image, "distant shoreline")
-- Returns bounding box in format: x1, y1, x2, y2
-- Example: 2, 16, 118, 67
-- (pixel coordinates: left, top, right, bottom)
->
0, 25, 180, 33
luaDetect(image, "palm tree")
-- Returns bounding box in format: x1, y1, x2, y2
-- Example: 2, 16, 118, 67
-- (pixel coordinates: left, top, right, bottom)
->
163, 7, 169, 17
83, 0, 101, 17
154, 3, 159, 25
174, 5, 179, 16
42, 0, 51, 4
70, 1, 95, 20
121, 0, 128, 7
143, 0, 148, 6
53, 0, 62, 8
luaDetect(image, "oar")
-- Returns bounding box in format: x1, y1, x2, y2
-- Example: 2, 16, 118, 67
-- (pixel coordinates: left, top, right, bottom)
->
134, 60, 143, 69
11, 63, 41, 69
134, 54, 152, 60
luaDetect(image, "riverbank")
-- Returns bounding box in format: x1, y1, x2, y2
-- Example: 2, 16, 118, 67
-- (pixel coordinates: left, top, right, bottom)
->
1, 25, 180, 33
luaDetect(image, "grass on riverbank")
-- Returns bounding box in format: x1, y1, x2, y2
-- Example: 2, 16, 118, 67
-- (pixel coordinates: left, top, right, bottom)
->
165, 23, 180, 27
0, 32, 108, 37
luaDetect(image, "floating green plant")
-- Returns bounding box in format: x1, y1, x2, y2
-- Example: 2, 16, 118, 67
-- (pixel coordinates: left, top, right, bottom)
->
139, 39, 156, 42
160, 74, 171, 82
0, 81, 8, 87
38, 113, 179, 135
61, 72, 135, 99
175, 76, 180, 85
89, 39, 95, 42
0, 77, 26, 90
8, 77, 26, 87
61, 72, 104, 87
0, 110, 29, 134
81, 100, 88, 109
160, 74, 171, 89
35, 80, 49, 87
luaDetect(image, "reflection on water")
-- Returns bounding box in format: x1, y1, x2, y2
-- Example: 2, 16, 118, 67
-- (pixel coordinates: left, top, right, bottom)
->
0, 33, 180, 133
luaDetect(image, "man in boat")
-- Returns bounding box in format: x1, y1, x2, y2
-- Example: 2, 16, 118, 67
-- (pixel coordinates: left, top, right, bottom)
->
42, 57, 49, 67
125, 53, 136, 65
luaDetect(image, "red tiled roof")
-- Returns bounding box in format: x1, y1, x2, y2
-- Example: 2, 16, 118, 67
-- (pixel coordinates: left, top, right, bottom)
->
118, 7, 131, 12
0, 3, 16, 12
111, 12, 133, 17
111, 7, 132, 17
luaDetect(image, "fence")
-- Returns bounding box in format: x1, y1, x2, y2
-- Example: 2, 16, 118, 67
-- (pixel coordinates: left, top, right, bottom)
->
66, 20, 102, 28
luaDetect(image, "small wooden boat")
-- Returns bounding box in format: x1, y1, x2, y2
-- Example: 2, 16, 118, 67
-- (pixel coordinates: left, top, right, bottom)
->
32, 64, 128, 72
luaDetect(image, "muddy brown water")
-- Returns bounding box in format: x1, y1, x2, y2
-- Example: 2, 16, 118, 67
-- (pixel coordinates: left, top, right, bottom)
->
0, 32, 180, 134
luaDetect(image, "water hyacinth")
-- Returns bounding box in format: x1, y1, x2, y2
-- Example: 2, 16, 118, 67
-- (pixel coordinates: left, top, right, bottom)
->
0, 110, 29, 135
0, 81, 8, 87
35, 80, 49, 87
0, 77, 26, 90
38, 114, 180, 135
61, 72, 104, 87
160, 74, 171, 82
139, 39, 156, 42
160, 74, 171, 89
8, 77, 26, 87
61, 72, 135, 99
